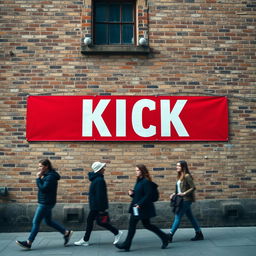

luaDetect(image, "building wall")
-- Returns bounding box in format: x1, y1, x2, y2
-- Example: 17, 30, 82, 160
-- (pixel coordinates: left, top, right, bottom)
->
0, 0, 255, 230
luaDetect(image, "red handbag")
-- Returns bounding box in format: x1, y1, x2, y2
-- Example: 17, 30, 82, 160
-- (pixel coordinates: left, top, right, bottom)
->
97, 212, 110, 224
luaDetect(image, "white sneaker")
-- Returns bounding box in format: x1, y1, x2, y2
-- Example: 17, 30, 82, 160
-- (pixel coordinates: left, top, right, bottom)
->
113, 231, 123, 244
74, 238, 89, 246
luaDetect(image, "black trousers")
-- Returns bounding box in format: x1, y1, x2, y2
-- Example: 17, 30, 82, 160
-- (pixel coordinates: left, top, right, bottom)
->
123, 214, 166, 247
84, 210, 118, 241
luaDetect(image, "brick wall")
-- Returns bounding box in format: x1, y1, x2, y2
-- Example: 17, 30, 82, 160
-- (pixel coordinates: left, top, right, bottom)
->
0, 0, 255, 228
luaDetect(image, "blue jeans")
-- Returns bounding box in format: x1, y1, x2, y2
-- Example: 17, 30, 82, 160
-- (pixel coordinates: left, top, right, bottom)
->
28, 204, 66, 242
170, 201, 201, 235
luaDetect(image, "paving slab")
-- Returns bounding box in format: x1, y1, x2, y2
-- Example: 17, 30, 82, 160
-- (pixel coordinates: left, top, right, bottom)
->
0, 227, 255, 256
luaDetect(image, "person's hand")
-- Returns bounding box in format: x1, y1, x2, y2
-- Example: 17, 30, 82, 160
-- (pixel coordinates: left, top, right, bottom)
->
128, 189, 134, 196
37, 171, 43, 178
170, 193, 175, 200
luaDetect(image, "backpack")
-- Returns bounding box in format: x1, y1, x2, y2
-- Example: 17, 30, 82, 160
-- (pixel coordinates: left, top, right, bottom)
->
151, 181, 159, 202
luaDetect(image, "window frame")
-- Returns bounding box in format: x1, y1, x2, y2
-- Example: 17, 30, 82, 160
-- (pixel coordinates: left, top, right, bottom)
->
92, 0, 136, 46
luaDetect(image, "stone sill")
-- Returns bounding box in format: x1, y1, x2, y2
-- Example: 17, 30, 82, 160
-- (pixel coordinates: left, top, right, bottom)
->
81, 45, 150, 54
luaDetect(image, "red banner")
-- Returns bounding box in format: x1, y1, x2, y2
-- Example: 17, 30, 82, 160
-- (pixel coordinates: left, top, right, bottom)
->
26, 96, 228, 141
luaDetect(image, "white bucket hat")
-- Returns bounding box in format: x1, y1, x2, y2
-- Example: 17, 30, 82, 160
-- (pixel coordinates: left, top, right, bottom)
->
91, 161, 106, 173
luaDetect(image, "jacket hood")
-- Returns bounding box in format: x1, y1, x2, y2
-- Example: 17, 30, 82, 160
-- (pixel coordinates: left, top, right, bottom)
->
45, 170, 60, 180
88, 171, 103, 181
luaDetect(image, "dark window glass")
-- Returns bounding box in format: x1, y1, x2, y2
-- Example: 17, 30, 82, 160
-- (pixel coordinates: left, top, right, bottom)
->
109, 4, 120, 22
109, 24, 120, 44
95, 3, 107, 22
122, 4, 133, 22
94, 1, 135, 45
95, 24, 108, 44
122, 24, 133, 44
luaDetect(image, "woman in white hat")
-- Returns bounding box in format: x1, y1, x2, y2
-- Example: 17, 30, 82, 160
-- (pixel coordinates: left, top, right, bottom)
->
74, 162, 122, 246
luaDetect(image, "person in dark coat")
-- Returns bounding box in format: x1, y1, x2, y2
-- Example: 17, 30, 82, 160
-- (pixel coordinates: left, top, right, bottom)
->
115, 164, 169, 251
16, 159, 73, 250
74, 162, 123, 246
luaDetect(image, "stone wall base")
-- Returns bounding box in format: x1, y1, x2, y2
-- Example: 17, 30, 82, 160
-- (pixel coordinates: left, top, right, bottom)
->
1, 199, 255, 232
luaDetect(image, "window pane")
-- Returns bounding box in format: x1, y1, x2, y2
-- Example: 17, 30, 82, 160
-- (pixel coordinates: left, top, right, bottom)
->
94, 1, 135, 45
109, 24, 120, 44
122, 24, 133, 44
122, 4, 133, 22
95, 24, 108, 44
95, 3, 107, 22
109, 4, 120, 22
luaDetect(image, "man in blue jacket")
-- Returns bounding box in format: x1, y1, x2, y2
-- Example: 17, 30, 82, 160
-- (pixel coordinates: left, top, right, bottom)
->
16, 159, 73, 249
74, 161, 122, 246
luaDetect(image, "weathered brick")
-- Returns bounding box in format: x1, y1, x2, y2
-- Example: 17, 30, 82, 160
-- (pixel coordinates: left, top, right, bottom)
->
0, 0, 255, 209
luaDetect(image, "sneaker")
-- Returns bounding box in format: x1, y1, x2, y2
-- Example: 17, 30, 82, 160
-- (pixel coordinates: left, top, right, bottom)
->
16, 240, 31, 249
64, 230, 73, 246
74, 238, 90, 246
113, 231, 123, 245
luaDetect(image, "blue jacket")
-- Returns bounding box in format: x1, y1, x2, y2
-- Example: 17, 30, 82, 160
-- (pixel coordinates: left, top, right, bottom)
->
36, 170, 60, 205
88, 172, 109, 211
128, 177, 156, 219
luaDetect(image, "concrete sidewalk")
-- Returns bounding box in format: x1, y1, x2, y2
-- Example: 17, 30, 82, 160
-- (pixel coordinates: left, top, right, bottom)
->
0, 227, 256, 256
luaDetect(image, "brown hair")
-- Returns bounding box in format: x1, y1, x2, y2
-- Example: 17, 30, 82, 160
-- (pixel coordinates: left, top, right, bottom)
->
39, 159, 54, 171
136, 164, 152, 182
177, 160, 193, 180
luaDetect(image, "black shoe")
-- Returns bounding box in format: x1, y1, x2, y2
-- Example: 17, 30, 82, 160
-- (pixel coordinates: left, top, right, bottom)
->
64, 230, 73, 246
168, 233, 173, 243
115, 242, 130, 252
191, 231, 204, 241
161, 236, 169, 249
16, 240, 31, 249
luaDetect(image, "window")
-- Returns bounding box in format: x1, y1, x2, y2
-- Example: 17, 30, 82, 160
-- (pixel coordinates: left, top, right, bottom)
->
81, 0, 150, 54
93, 0, 135, 45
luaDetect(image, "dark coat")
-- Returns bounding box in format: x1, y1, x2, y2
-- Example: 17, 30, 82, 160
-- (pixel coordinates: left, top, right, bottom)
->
128, 177, 156, 219
88, 171, 108, 211
36, 170, 60, 206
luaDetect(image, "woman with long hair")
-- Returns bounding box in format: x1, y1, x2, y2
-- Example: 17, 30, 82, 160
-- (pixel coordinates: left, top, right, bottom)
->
168, 160, 204, 242
115, 164, 169, 251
